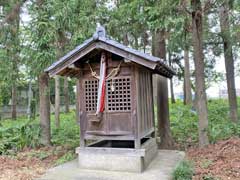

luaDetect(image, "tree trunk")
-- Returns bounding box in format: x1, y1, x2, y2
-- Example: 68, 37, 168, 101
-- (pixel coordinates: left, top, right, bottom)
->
39, 72, 51, 146
76, 80, 80, 122
55, 75, 60, 128
9, 2, 21, 120
183, 78, 186, 104
170, 79, 175, 104
54, 29, 67, 126
184, 49, 192, 105
191, 0, 209, 147
11, 81, 17, 120
64, 77, 70, 113
134, 35, 139, 50
169, 52, 175, 104
27, 79, 32, 119
219, 1, 238, 123
154, 29, 174, 149
123, 33, 129, 46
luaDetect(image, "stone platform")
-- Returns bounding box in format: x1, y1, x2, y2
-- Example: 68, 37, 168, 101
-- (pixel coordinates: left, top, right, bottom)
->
76, 138, 158, 173
38, 150, 185, 180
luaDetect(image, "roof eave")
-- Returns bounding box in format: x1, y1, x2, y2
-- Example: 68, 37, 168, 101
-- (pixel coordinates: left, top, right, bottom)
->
45, 36, 176, 78
44, 37, 95, 73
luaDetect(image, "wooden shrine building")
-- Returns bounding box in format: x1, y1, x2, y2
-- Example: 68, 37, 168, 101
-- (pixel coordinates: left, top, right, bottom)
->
45, 26, 175, 172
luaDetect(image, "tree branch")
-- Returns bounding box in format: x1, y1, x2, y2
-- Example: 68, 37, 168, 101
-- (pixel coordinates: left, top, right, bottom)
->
177, 0, 192, 15
203, 0, 218, 14
0, 0, 27, 29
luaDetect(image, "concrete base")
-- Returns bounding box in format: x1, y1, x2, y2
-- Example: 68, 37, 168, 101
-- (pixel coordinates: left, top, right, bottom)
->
76, 138, 157, 173
38, 150, 185, 180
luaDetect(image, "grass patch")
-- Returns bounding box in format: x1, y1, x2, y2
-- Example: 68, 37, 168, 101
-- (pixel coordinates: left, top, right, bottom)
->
172, 160, 194, 180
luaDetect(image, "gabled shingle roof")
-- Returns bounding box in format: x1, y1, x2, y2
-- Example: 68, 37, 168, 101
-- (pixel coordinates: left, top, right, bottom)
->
45, 27, 175, 78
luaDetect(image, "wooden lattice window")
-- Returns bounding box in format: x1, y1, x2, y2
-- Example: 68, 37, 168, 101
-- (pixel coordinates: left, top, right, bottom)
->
84, 77, 131, 112
85, 79, 98, 112
107, 77, 131, 112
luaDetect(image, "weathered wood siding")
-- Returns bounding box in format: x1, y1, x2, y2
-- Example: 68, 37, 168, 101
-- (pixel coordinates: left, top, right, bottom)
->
136, 66, 155, 138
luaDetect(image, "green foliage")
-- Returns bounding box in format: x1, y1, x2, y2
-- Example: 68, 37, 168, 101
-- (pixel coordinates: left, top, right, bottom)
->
172, 160, 194, 180
170, 101, 198, 145
170, 98, 240, 146
26, 1, 56, 76
0, 118, 41, 154
51, 111, 79, 148
0, 81, 11, 105
207, 99, 240, 143
0, 111, 79, 155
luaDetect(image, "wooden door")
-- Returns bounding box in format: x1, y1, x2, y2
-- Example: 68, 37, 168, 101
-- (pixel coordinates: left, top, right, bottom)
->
105, 76, 132, 135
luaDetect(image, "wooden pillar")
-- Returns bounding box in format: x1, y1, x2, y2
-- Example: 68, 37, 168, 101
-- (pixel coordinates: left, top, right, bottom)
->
78, 76, 86, 147
134, 67, 141, 149
39, 72, 51, 146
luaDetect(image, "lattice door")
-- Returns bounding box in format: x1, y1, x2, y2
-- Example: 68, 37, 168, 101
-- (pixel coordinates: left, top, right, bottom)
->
84, 77, 132, 112
106, 76, 131, 112
84, 79, 98, 112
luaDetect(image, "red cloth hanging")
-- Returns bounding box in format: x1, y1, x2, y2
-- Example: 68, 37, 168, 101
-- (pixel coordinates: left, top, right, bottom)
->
96, 52, 107, 114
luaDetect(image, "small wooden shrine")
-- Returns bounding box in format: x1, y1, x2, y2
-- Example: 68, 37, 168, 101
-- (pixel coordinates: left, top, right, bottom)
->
45, 26, 175, 172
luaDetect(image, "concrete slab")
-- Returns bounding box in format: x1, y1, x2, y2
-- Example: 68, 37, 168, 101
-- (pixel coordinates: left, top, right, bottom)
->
37, 150, 185, 180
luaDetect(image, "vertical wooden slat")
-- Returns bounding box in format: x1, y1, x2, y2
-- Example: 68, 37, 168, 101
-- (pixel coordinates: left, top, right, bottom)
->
131, 65, 137, 136
142, 69, 148, 133
139, 69, 142, 133
141, 70, 144, 133
150, 73, 155, 135
148, 72, 152, 130
135, 66, 141, 148
139, 70, 142, 134
146, 71, 150, 131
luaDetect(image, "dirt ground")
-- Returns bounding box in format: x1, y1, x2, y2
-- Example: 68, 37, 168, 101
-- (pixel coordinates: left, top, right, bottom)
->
187, 137, 240, 180
0, 146, 69, 180
1, 138, 240, 180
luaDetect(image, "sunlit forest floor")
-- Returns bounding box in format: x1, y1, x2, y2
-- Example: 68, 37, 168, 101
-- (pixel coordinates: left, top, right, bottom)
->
0, 99, 240, 180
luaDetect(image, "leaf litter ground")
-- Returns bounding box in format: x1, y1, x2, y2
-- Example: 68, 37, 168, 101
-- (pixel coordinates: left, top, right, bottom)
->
0, 146, 73, 180
187, 137, 240, 180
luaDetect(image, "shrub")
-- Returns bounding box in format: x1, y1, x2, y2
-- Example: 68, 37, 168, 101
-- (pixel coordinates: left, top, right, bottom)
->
169, 99, 240, 146
172, 160, 194, 180
51, 111, 79, 148
170, 101, 198, 146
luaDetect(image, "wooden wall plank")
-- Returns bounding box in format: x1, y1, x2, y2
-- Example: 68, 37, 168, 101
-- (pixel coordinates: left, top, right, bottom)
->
135, 66, 141, 148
